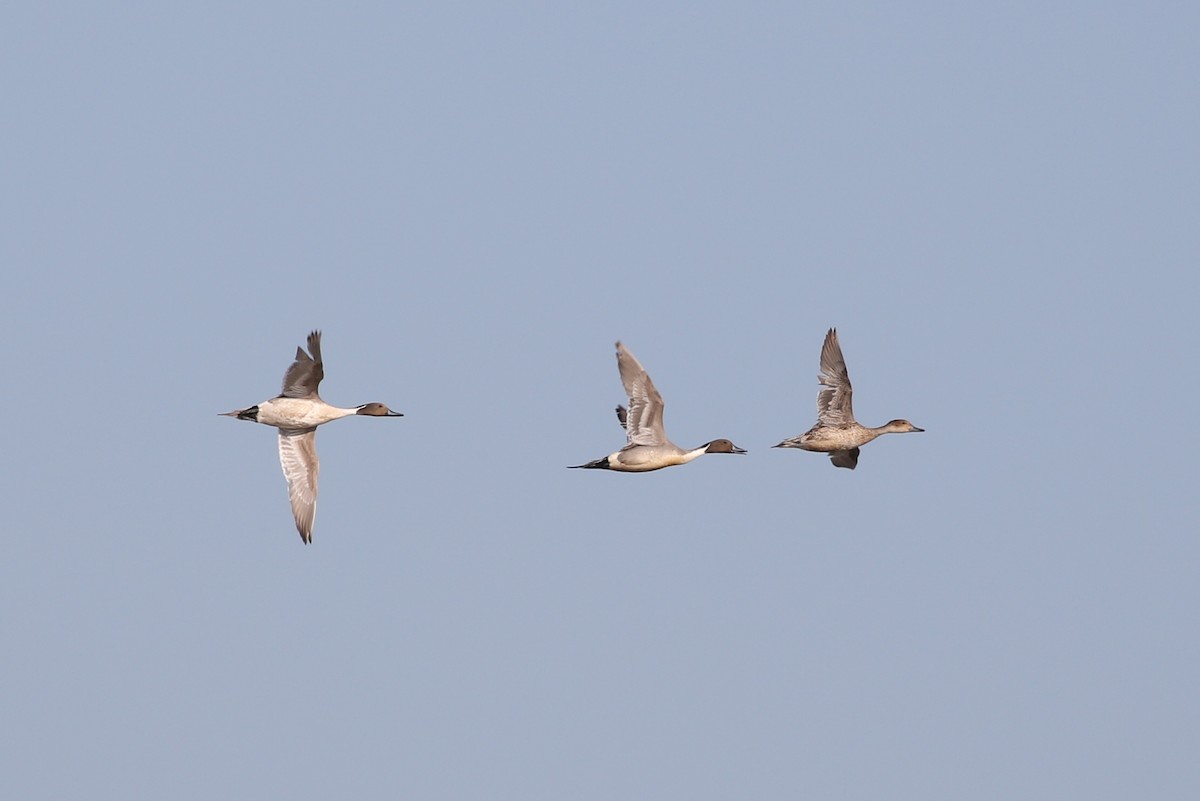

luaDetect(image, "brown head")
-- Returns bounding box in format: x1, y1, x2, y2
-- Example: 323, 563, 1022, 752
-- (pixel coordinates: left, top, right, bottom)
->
704, 439, 747, 454
355, 403, 403, 417
884, 419, 923, 433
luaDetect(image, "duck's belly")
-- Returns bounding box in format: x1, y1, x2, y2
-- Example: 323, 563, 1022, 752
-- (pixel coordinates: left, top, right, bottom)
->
800, 430, 862, 453
256, 398, 334, 429
609, 447, 686, 472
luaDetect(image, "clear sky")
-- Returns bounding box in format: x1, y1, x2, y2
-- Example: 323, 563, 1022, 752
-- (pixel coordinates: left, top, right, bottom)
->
3, 3, 1197, 799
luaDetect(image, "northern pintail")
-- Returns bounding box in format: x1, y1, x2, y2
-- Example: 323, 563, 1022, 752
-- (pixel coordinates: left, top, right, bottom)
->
221, 330, 402, 543
570, 341, 746, 472
774, 328, 922, 469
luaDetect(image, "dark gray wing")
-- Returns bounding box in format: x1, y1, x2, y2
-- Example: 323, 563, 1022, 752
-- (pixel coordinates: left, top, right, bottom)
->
280, 330, 325, 399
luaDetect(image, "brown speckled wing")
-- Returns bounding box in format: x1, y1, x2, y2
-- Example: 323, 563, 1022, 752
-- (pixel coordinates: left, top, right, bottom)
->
815, 328, 854, 426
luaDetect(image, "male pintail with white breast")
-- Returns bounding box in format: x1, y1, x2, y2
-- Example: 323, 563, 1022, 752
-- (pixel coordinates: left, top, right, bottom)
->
774, 328, 922, 469
221, 330, 402, 543
570, 341, 746, 472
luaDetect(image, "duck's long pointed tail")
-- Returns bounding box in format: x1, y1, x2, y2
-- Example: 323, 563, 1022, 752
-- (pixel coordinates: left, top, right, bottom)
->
568, 456, 611, 470
219, 405, 260, 422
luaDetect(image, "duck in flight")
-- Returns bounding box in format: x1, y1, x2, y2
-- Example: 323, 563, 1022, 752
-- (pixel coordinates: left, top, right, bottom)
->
221, 330, 402, 543
774, 328, 922, 469
570, 341, 746, 472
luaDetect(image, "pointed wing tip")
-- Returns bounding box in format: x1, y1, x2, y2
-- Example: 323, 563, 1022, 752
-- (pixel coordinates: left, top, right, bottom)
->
301, 330, 323, 362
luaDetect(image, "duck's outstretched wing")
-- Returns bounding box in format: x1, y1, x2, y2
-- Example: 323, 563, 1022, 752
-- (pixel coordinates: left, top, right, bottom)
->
815, 328, 854, 426
615, 341, 667, 446
278, 428, 319, 543
281, 330, 325, 399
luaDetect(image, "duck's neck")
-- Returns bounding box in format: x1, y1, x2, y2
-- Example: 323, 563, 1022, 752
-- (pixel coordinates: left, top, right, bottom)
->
328, 404, 362, 419
304, 400, 361, 425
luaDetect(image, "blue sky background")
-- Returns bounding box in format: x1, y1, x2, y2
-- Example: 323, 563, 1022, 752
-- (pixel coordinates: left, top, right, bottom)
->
3, 3, 1197, 799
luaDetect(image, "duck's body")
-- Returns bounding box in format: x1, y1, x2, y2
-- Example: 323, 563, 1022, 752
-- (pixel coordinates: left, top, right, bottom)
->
221, 331, 402, 543
774, 328, 922, 470
229, 397, 364, 429
571, 342, 746, 472
575, 439, 739, 473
